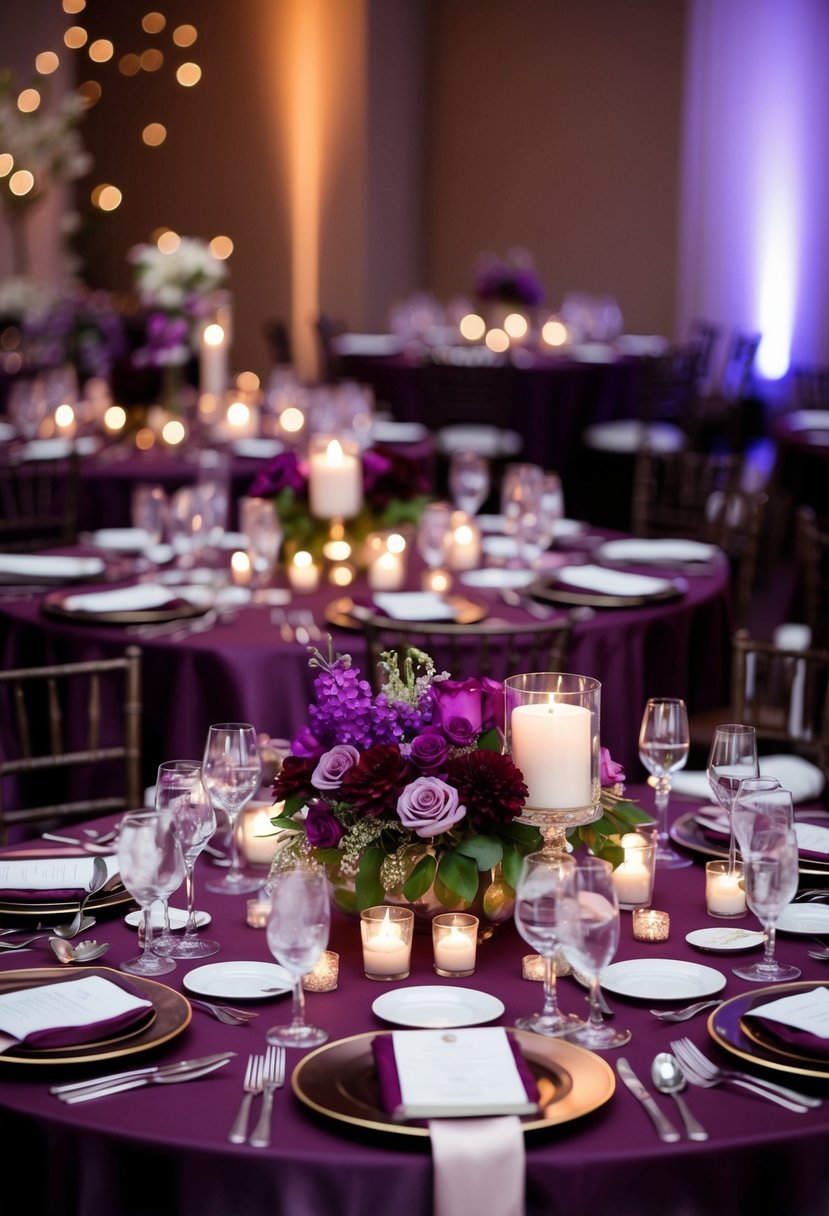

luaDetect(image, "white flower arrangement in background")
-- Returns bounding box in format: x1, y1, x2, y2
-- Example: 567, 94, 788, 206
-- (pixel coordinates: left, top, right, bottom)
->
128, 238, 227, 312
0, 81, 91, 215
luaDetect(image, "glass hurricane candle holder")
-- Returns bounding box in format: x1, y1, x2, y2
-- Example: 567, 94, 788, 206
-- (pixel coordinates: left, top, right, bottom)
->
504, 673, 601, 860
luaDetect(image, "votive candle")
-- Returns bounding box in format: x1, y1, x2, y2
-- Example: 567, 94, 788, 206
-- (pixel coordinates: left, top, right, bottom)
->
302, 950, 339, 992
706, 860, 747, 918
360, 906, 414, 980
432, 913, 478, 976
632, 908, 670, 942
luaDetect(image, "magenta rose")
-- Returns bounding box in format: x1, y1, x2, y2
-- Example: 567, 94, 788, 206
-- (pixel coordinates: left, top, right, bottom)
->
304, 800, 345, 848
312, 744, 361, 790
431, 677, 485, 733
409, 730, 449, 774
479, 677, 505, 732
397, 776, 466, 838
441, 716, 478, 748
600, 747, 625, 785
290, 726, 325, 759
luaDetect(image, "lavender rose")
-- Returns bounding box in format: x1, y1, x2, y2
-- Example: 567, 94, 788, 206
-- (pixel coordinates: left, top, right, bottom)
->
304, 799, 345, 848
312, 744, 361, 790
600, 747, 625, 785
397, 776, 466, 838
409, 730, 449, 774
441, 716, 478, 748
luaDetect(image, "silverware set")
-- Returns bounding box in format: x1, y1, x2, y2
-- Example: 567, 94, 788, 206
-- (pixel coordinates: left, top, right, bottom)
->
270, 608, 324, 644
127, 605, 240, 641
50, 1053, 236, 1102
228, 1046, 286, 1147
668, 1036, 821, 1112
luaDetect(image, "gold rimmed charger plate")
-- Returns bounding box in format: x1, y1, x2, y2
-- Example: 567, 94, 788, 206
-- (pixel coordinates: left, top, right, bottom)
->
41, 586, 210, 626
292, 1028, 615, 1138
0, 966, 190, 1066
670, 812, 829, 878
528, 574, 686, 610
324, 595, 487, 631
708, 980, 829, 1079
0, 881, 132, 922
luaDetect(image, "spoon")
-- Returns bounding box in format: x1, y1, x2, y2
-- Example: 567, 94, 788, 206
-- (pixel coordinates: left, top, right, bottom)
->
49, 938, 111, 964
650, 1053, 708, 1141
51, 856, 109, 939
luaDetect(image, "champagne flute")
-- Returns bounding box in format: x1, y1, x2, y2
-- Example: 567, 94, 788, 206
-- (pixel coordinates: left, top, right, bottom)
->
449, 450, 490, 516
706, 724, 759, 873
153, 760, 220, 958
265, 863, 331, 1048
638, 697, 692, 869
513, 851, 585, 1036
555, 856, 631, 1050
731, 777, 785, 862
202, 723, 263, 895
733, 821, 800, 983
117, 810, 185, 976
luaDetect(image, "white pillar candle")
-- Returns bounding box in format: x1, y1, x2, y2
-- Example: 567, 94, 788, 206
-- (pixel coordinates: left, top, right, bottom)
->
510, 701, 592, 809
308, 436, 363, 519
241, 806, 280, 866
433, 921, 478, 975
218, 397, 259, 440
199, 321, 229, 397
449, 516, 482, 571
368, 549, 406, 590
288, 550, 320, 593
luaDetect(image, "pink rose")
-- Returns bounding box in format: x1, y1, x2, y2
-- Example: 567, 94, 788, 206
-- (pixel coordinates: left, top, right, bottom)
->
396, 776, 466, 838
312, 744, 361, 790
600, 747, 625, 785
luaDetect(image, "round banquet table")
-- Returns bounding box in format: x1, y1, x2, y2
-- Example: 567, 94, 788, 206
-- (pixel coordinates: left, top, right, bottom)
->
771, 410, 829, 524
0, 534, 732, 788
0, 785, 828, 1216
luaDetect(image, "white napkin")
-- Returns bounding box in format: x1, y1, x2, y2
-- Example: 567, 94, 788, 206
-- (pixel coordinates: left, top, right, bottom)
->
89, 527, 153, 552
372, 592, 455, 621
556, 564, 672, 596
0, 554, 104, 579
62, 584, 180, 614
597, 538, 719, 564
232, 438, 285, 459
674, 754, 825, 804
371, 420, 429, 443
795, 822, 829, 856
430, 1116, 525, 1216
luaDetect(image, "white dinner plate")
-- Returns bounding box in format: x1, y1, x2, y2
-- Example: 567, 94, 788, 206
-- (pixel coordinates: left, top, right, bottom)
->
183, 961, 292, 1000
458, 567, 537, 590
685, 927, 765, 953
371, 986, 505, 1029
88, 527, 154, 553
125, 907, 212, 931
776, 904, 829, 936
600, 958, 727, 1000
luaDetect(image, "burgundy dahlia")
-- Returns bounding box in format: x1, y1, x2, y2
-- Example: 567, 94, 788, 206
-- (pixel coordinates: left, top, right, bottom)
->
341, 743, 414, 817
445, 750, 528, 829
272, 754, 317, 804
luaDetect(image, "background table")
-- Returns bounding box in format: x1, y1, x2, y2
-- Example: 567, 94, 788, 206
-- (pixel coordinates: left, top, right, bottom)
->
0, 785, 828, 1216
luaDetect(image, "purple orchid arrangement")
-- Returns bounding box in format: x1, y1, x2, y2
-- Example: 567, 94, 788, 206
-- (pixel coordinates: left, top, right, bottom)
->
472, 248, 546, 307
269, 646, 642, 911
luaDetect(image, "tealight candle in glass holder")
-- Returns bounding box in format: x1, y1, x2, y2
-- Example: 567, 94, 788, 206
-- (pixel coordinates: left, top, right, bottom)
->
432, 913, 478, 976
632, 908, 670, 942
706, 860, 747, 918
611, 830, 656, 910
360, 905, 414, 980
302, 950, 339, 992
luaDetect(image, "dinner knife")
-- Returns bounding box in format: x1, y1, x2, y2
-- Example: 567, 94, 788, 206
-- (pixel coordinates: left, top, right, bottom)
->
56, 1056, 234, 1103
616, 1058, 681, 1142
49, 1052, 237, 1096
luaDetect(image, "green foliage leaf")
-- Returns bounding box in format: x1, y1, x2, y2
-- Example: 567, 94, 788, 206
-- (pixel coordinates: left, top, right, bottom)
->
476, 728, 502, 752
500, 842, 526, 890
269, 814, 303, 834
454, 834, 503, 871
498, 821, 544, 850
281, 793, 307, 818
402, 854, 437, 901
436, 851, 479, 903
355, 847, 386, 910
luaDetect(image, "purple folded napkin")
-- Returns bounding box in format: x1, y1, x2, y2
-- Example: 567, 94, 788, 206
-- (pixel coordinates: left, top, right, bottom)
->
372, 1032, 538, 1123
743, 990, 829, 1060
0, 975, 152, 1053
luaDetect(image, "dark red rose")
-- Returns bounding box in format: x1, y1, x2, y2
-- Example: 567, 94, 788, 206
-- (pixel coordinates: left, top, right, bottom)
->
248, 451, 307, 499
362, 446, 430, 511
272, 754, 316, 804
305, 800, 345, 848
445, 750, 528, 830
341, 744, 414, 816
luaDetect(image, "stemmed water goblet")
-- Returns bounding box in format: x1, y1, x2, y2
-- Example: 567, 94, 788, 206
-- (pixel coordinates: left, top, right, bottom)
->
555, 855, 631, 1050
117, 810, 186, 976
416, 501, 453, 581
706, 724, 760, 873
638, 697, 692, 868
265, 862, 331, 1048
731, 777, 785, 862
448, 449, 490, 516
202, 723, 264, 895
239, 496, 283, 589
500, 462, 544, 536
153, 760, 220, 958
131, 484, 168, 546
513, 851, 585, 1036
733, 814, 801, 983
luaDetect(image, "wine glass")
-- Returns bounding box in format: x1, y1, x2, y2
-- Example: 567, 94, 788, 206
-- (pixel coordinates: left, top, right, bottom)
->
239, 496, 282, 589
265, 862, 331, 1048
731, 777, 785, 862
202, 723, 264, 895
706, 724, 759, 873
416, 501, 453, 573
555, 856, 631, 1050
513, 851, 585, 1036
152, 760, 220, 958
449, 449, 490, 516
131, 483, 168, 546
733, 821, 801, 983
500, 462, 544, 535
117, 810, 186, 976
638, 697, 692, 869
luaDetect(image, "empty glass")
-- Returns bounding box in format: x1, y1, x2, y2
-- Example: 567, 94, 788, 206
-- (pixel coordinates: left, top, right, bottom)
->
265, 862, 331, 1048
706, 725, 759, 873
638, 697, 692, 868
733, 821, 800, 983
239, 496, 282, 588
448, 449, 490, 516
131, 483, 168, 545
513, 851, 585, 1037
202, 723, 263, 895
731, 777, 785, 862
168, 485, 210, 567
153, 760, 220, 959
416, 501, 453, 571
117, 810, 186, 976
500, 462, 544, 535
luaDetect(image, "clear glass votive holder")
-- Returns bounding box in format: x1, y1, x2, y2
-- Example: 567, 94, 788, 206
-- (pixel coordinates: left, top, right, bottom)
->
705, 860, 747, 919
360, 905, 414, 980
522, 951, 572, 980
432, 913, 479, 977
611, 829, 657, 910
246, 895, 272, 928
632, 908, 670, 942
302, 950, 339, 992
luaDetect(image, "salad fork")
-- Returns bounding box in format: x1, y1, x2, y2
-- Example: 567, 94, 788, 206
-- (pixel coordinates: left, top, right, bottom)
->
228, 1053, 265, 1143
669, 1037, 821, 1111
248, 1044, 287, 1147
189, 999, 259, 1026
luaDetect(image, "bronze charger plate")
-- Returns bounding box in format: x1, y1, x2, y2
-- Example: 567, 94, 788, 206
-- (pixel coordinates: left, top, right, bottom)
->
528, 573, 686, 610
41, 584, 210, 626
0, 965, 191, 1066
292, 1028, 615, 1138
324, 595, 488, 631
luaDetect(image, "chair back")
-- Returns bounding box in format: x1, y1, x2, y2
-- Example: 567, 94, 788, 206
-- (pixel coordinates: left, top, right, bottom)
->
357, 612, 579, 695
0, 449, 80, 551
688, 318, 722, 387
0, 647, 143, 843
796, 506, 829, 648
731, 629, 829, 779
717, 329, 761, 403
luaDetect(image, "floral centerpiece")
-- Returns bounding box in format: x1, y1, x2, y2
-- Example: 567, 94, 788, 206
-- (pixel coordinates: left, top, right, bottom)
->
20, 284, 126, 381
472, 247, 546, 308
267, 644, 648, 918
248, 446, 431, 566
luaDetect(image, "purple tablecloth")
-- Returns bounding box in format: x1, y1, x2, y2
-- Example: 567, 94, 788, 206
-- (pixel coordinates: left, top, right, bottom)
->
0, 539, 731, 788
0, 786, 828, 1216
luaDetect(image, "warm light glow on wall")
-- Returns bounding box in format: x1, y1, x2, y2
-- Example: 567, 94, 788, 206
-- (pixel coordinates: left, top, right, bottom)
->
142, 123, 167, 146
89, 39, 114, 63
142, 12, 166, 35
119, 54, 141, 76
17, 89, 41, 113
35, 52, 60, 74
176, 62, 202, 87
91, 183, 122, 211
140, 49, 164, 72
210, 235, 233, 259
236, 370, 260, 392
78, 80, 102, 106
9, 170, 34, 197
173, 24, 198, 47
64, 26, 88, 49
157, 230, 180, 253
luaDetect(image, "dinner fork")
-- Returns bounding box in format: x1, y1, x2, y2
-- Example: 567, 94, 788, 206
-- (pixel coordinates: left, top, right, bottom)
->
189, 999, 260, 1026
228, 1053, 265, 1143
649, 1000, 722, 1022
669, 1037, 821, 1111
248, 1044, 287, 1147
